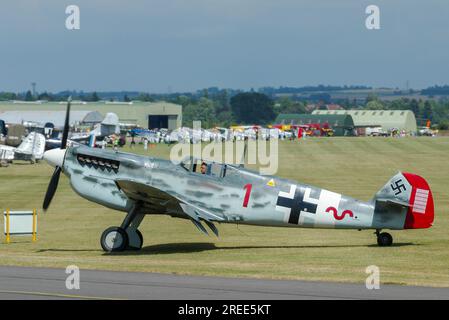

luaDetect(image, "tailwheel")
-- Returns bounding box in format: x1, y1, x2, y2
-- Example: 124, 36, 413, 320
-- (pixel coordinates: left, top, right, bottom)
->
101, 227, 128, 252
377, 232, 393, 247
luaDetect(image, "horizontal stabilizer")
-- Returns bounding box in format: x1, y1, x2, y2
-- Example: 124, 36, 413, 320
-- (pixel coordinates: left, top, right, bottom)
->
375, 198, 410, 208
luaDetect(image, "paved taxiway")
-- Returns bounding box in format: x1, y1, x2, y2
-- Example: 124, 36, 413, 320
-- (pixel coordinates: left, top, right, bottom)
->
0, 266, 448, 300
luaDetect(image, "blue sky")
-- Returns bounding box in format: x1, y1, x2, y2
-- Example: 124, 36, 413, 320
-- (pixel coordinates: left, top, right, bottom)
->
1, 0, 448, 92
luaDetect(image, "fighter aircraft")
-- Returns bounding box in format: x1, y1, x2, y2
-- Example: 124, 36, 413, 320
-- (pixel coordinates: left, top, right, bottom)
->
0, 131, 46, 166
42, 99, 435, 252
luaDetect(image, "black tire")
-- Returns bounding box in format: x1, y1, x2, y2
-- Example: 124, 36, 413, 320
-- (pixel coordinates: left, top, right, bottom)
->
127, 229, 143, 250
101, 227, 128, 252
377, 232, 393, 247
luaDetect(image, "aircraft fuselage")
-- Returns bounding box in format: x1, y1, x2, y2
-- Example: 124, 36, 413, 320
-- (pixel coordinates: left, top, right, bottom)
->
62, 145, 409, 231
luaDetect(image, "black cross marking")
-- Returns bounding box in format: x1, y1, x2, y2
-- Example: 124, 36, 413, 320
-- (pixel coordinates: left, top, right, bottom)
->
276, 187, 319, 224
390, 179, 406, 196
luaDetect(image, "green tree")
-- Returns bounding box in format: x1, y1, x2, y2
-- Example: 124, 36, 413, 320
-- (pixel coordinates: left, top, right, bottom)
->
423, 100, 433, 121
175, 95, 193, 108
91, 92, 100, 102
409, 99, 420, 116
38, 92, 53, 101
432, 101, 449, 124
274, 96, 292, 114
182, 97, 216, 128
437, 120, 449, 130
25, 90, 33, 101
230, 92, 275, 124
216, 89, 230, 113
124, 94, 130, 102
365, 100, 384, 110
275, 97, 306, 115
215, 110, 234, 128
0, 92, 17, 100
365, 93, 378, 104
137, 93, 154, 102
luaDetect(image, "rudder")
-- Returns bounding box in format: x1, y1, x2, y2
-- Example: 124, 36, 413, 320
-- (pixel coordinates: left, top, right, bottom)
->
402, 172, 434, 229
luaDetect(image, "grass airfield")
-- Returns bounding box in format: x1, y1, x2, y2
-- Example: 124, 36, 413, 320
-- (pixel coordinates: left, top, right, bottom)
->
0, 137, 448, 287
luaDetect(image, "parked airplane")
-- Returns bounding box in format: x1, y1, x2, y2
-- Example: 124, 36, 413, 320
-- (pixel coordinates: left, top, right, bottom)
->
46, 112, 121, 149
0, 131, 46, 166
42, 99, 435, 252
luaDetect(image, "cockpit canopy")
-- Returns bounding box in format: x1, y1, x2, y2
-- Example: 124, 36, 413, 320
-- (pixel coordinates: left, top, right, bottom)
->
180, 156, 227, 178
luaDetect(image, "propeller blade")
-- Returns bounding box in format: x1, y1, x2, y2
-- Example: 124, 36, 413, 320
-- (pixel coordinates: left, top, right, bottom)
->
42, 97, 70, 211
239, 139, 248, 167
43, 166, 62, 210
60, 96, 71, 149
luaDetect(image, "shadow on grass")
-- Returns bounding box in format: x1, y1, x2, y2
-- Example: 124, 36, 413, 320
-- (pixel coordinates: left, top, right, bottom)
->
101, 241, 416, 256
36, 249, 102, 253
9, 162, 37, 166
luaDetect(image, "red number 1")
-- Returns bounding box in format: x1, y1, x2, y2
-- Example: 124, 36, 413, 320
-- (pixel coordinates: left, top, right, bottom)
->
243, 184, 252, 208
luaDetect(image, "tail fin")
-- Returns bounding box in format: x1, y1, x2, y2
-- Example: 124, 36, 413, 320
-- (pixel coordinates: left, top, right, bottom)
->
16, 132, 46, 159
373, 172, 434, 229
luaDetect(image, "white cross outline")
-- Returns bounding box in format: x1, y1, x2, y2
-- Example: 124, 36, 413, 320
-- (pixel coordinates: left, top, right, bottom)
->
275, 184, 296, 223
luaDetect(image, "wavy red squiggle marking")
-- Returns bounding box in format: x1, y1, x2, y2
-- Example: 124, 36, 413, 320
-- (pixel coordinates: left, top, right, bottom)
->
326, 207, 353, 220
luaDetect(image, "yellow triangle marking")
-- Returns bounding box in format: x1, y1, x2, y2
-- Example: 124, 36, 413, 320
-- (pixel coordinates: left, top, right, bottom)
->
266, 179, 276, 187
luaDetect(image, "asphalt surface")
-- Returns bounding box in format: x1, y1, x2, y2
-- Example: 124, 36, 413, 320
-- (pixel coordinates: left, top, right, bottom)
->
0, 266, 448, 300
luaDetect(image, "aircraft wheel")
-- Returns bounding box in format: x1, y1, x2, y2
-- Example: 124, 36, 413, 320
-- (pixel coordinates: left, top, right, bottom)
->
101, 227, 128, 252
377, 232, 393, 247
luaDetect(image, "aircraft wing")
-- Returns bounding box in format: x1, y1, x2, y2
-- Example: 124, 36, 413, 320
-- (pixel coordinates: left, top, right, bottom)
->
115, 179, 224, 236
69, 134, 91, 142
116, 179, 181, 213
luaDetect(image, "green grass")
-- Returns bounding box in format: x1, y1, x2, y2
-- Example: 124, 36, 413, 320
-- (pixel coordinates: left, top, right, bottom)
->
0, 137, 448, 287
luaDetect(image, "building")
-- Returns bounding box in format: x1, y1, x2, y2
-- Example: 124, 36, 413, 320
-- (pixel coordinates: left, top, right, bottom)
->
275, 113, 355, 136
312, 110, 417, 134
0, 101, 182, 130
0, 110, 104, 128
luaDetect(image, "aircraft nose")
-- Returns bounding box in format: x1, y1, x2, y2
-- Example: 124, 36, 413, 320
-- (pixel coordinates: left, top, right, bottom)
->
43, 148, 66, 168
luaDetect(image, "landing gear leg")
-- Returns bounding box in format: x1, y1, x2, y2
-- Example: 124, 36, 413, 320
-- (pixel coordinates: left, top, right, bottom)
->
100, 203, 145, 252
375, 229, 393, 247
123, 213, 145, 250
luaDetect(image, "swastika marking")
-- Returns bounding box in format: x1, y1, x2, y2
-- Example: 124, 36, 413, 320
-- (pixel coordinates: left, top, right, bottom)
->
390, 179, 406, 196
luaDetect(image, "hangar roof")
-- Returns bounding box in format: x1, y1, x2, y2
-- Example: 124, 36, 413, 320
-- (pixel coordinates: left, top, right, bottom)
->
0, 101, 182, 128
0, 110, 103, 128
312, 109, 417, 132
275, 113, 355, 128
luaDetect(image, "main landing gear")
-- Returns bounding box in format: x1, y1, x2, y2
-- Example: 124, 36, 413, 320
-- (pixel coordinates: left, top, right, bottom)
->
100, 205, 145, 252
375, 229, 393, 247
